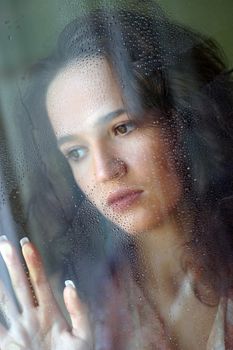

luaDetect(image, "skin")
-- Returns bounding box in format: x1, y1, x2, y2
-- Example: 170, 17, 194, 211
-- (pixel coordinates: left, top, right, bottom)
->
0, 238, 92, 349
0, 57, 218, 350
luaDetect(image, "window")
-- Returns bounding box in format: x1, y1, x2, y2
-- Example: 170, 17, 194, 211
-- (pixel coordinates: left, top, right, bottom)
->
0, 1, 233, 348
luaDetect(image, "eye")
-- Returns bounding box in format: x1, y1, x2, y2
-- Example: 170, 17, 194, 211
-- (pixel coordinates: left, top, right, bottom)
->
64, 146, 87, 162
113, 121, 136, 136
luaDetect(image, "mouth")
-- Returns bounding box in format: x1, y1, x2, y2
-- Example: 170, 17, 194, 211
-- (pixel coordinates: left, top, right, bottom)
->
107, 189, 143, 212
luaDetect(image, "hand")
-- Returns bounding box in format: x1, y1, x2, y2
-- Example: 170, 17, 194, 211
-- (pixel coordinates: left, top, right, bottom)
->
0, 236, 93, 350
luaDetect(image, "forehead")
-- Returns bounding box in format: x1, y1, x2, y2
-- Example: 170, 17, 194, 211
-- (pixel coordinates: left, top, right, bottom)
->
46, 57, 124, 137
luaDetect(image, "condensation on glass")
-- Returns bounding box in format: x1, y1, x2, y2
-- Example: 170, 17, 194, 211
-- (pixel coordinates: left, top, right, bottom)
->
0, 1, 233, 349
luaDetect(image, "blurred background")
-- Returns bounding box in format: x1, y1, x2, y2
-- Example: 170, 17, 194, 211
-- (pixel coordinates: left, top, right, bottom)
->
0, 0, 233, 77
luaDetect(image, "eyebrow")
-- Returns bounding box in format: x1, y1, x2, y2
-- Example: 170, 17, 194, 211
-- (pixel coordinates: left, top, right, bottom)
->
57, 108, 126, 147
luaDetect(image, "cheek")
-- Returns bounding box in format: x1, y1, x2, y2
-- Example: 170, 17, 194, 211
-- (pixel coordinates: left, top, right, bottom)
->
73, 168, 101, 203
125, 137, 165, 176
132, 137, 182, 199
72, 166, 90, 193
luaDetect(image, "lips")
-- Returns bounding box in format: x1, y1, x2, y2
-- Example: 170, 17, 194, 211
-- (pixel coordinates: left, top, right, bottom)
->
107, 189, 143, 211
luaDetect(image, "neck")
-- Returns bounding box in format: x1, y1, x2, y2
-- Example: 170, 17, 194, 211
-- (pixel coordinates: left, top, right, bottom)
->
132, 210, 219, 350
134, 209, 192, 307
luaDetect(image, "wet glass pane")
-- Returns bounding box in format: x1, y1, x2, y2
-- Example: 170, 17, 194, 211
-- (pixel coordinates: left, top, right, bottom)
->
0, 1, 233, 349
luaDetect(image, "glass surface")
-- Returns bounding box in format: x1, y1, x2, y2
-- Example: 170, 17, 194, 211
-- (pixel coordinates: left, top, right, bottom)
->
0, 1, 233, 349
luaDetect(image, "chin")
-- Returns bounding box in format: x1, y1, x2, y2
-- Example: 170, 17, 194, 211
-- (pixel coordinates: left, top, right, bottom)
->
104, 207, 167, 236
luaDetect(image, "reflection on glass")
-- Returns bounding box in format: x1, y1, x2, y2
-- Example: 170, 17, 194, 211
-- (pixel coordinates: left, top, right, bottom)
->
0, 2, 233, 349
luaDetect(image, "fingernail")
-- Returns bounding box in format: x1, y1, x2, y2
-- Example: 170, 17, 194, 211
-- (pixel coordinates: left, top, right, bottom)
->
0, 235, 8, 242
65, 280, 76, 288
20, 237, 30, 247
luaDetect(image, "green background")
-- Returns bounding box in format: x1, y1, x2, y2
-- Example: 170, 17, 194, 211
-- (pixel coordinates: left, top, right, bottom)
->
0, 0, 233, 76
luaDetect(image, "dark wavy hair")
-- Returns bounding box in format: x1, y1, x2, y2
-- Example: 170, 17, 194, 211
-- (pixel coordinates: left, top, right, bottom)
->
24, 4, 233, 304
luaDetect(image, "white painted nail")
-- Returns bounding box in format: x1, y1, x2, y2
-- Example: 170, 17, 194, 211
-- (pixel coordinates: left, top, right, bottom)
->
0, 235, 8, 242
65, 280, 76, 288
20, 237, 30, 247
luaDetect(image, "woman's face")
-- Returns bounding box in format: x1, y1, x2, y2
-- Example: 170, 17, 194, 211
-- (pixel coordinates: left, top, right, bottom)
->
46, 58, 183, 234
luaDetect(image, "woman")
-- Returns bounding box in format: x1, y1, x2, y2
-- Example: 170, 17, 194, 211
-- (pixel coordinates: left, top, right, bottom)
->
0, 3, 233, 349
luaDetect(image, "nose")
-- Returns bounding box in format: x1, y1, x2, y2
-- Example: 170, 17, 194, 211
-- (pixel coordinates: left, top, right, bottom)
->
93, 149, 127, 183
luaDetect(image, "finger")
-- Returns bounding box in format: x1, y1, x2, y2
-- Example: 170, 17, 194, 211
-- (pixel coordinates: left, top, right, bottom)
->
0, 323, 7, 345
21, 238, 57, 309
0, 236, 34, 311
63, 280, 91, 341
0, 324, 8, 338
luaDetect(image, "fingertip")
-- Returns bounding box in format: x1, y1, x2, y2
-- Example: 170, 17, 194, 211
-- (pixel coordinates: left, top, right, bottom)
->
20, 237, 33, 256
21, 240, 42, 268
21, 241, 34, 257
0, 237, 14, 262
63, 281, 90, 341
63, 280, 81, 311
64, 280, 77, 302
20, 237, 34, 256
